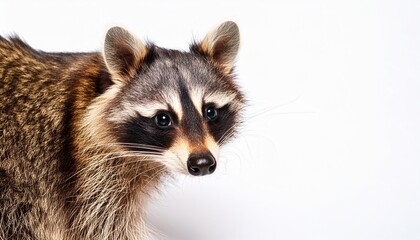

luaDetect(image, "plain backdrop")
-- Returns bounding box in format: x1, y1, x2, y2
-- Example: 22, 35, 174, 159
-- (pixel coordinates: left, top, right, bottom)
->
1, 1, 420, 239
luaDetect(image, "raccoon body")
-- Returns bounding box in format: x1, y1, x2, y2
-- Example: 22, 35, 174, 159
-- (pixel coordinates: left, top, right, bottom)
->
0, 22, 244, 239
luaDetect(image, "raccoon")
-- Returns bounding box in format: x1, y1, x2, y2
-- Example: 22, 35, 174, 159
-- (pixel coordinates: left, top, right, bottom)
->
0, 21, 244, 239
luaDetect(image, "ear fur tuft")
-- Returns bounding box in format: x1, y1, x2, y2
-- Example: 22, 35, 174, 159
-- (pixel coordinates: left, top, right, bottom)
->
103, 27, 147, 85
191, 21, 240, 74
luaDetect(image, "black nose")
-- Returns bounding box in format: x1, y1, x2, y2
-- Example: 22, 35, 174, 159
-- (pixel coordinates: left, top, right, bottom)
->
187, 153, 217, 176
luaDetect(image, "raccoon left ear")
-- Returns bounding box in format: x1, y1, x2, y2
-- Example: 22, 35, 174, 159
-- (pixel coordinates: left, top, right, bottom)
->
191, 21, 240, 75
104, 27, 147, 85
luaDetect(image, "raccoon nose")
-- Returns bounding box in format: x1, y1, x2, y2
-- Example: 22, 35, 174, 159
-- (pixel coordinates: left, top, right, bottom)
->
187, 153, 217, 176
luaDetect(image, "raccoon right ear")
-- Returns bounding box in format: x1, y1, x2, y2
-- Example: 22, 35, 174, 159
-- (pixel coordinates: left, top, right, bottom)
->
104, 27, 147, 85
191, 21, 240, 75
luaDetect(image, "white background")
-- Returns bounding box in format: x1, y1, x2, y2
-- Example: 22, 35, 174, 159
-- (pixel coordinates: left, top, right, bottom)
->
1, 1, 420, 239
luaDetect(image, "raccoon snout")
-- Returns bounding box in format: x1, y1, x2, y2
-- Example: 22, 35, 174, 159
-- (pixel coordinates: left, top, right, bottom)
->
187, 153, 217, 176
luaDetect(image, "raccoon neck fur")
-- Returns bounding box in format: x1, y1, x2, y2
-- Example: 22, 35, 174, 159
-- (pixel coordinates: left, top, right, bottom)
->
65, 54, 164, 240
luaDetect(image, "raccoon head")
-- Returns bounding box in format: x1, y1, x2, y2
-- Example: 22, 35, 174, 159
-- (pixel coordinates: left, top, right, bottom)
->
100, 21, 244, 176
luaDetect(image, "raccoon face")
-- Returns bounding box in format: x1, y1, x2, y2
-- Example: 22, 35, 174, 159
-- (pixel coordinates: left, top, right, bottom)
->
102, 22, 244, 176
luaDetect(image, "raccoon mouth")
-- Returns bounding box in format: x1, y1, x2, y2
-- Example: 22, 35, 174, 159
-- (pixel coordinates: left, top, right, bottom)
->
186, 153, 217, 176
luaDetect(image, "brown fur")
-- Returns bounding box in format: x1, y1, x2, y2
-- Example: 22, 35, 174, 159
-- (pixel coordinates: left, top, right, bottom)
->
0, 37, 162, 239
0, 21, 242, 240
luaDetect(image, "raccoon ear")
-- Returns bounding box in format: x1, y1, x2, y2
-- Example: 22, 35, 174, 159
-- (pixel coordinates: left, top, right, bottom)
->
104, 26, 147, 85
192, 21, 240, 75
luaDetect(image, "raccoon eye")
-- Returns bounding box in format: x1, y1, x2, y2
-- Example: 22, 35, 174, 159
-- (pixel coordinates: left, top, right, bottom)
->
155, 112, 172, 128
204, 105, 218, 121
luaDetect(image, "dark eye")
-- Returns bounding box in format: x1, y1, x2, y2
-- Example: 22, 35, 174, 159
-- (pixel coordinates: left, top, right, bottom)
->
204, 105, 218, 121
155, 112, 172, 128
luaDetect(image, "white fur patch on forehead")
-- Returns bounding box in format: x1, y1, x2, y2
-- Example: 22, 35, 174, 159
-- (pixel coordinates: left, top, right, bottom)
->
163, 91, 183, 120
190, 88, 241, 114
204, 91, 238, 108
108, 101, 167, 124
107, 90, 183, 123
190, 88, 205, 115
131, 102, 168, 118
